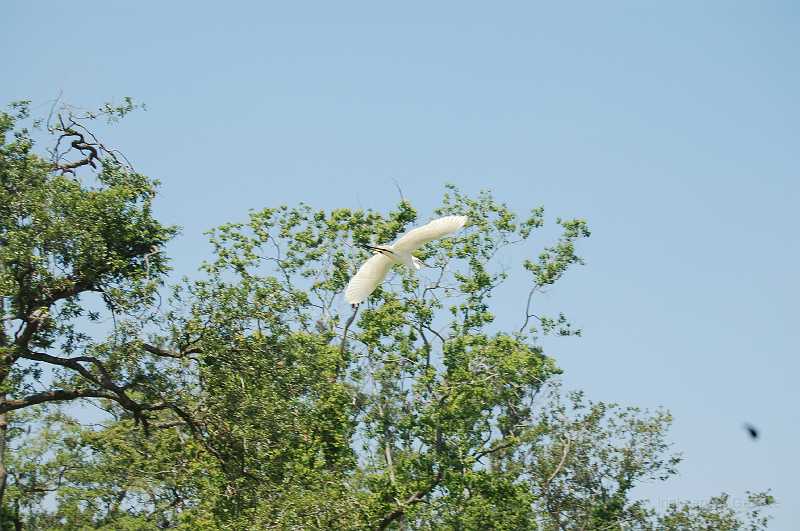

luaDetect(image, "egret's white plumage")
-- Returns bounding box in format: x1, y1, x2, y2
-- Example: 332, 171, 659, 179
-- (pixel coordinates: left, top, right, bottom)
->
344, 215, 467, 305
344, 253, 393, 305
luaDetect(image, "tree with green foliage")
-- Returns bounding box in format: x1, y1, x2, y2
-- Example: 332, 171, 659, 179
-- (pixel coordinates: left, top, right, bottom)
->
0, 100, 774, 530
0, 99, 190, 520
524, 384, 774, 530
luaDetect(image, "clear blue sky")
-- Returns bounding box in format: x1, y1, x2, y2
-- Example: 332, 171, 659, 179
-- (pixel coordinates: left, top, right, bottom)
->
5, 1, 798, 527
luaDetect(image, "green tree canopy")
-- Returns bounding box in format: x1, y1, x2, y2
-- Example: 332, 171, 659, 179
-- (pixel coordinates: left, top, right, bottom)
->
0, 101, 774, 530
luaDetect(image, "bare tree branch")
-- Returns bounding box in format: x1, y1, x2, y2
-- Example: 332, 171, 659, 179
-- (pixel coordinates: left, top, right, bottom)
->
339, 305, 359, 359
141, 343, 201, 359
519, 285, 541, 334
377, 468, 444, 531
18, 350, 104, 388
545, 436, 571, 487
0, 389, 116, 414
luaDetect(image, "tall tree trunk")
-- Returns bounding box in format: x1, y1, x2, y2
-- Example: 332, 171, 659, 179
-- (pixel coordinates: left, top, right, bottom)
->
0, 405, 7, 507
0, 367, 10, 509
0, 297, 9, 509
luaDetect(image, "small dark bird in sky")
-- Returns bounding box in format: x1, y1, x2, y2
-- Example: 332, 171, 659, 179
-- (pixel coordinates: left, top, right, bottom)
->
744, 423, 759, 440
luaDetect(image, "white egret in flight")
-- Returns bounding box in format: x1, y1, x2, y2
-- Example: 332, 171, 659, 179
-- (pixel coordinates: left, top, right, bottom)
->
344, 215, 468, 305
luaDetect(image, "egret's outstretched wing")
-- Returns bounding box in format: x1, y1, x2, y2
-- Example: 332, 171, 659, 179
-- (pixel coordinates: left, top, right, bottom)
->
392, 215, 468, 252
345, 253, 393, 305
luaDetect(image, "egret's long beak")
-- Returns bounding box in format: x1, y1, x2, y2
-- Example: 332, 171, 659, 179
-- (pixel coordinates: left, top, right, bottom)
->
360, 244, 394, 256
